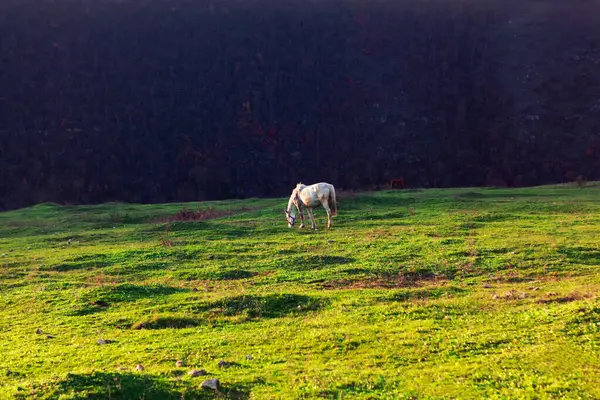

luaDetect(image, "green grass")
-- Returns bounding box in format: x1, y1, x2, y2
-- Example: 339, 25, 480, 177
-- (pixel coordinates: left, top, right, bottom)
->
1, 184, 599, 399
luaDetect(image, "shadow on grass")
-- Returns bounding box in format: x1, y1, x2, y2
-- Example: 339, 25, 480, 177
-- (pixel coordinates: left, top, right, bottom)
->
340, 267, 371, 276
565, 306, 600, 337
359, 211, 411, 221
380, 286, 470, 302
278, 255, 354, 271
319, 378, 389, 399
131, 315, 203, 330
320, 268, 456, 290
195, 293, 327, 319
453, 191, 487, 199
48, 260, 113, 272
69, 284, 187, 316
558, 246, 600, 266
211, 269, 258, 280
472, 213, 515, 223
439, 238, 466, 245
88, 283, 185, 302
447, 338, 512, 358
14, 371, 250, 399
127, 261, 172, 272
175, 268, 259, 281
458, 222, 483, 231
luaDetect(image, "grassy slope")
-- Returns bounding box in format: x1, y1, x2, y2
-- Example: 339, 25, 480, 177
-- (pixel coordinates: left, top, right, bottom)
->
0, 185, 599, 399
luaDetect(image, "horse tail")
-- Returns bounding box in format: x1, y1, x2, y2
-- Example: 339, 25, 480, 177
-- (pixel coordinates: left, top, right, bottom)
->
329, 185, 338, 217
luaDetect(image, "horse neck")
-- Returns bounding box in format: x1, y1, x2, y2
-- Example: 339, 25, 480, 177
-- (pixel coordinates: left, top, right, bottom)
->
286, 194, 297, 217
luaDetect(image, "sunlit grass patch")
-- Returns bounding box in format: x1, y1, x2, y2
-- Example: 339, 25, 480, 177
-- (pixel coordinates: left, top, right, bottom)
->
1, 184, 600, 398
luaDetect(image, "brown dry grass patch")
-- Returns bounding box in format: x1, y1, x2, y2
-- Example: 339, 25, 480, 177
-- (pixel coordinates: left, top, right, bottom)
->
148, 204, 264, 225
160, 206, 241, 222
536, 291, 592, 304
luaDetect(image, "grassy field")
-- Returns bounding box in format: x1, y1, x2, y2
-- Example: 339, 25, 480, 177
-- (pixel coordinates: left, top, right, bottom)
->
1, 184, 599, 399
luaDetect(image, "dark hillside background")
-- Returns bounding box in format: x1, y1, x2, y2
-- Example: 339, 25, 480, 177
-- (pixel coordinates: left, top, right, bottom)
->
1, 0, 600, 210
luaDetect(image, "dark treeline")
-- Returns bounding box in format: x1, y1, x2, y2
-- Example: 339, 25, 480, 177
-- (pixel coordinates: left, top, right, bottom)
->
1, 0, 600, 210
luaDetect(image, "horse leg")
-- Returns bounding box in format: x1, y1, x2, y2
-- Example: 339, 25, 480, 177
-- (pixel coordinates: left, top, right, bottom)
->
296, 203, 305, 228
321, 200, 332, 228
307, 208, 317, 230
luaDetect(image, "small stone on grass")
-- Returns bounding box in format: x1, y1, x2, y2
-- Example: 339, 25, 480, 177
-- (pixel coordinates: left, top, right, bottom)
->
200, 378, 220, 391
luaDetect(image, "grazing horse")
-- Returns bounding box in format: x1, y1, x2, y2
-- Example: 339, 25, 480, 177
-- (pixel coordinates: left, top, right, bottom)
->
390, 177, 405, 189
284, 182, 337, 229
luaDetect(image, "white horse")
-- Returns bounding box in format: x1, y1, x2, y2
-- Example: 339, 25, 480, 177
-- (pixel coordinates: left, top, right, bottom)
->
284, 182, 337, 229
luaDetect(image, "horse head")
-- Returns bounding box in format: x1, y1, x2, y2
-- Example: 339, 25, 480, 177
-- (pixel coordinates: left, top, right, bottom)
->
284, 209, 296, 228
